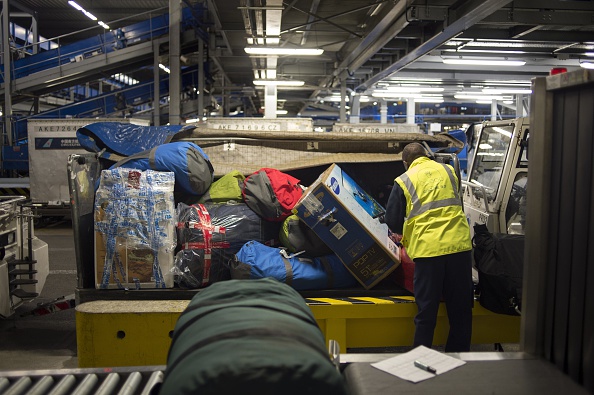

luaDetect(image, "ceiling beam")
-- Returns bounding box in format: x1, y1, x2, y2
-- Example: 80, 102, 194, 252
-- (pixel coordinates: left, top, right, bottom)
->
356, 0, 514, 91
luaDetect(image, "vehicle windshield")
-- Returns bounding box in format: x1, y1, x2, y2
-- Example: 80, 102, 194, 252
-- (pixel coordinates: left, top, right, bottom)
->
468, 124, 514, 203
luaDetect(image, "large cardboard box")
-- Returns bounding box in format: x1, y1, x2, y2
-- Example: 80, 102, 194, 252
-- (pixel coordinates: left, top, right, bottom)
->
94, 168, 176, 289
293, 163, 400, 289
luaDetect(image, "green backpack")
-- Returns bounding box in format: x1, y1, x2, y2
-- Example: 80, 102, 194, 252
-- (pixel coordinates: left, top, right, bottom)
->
198, 170, 245, 203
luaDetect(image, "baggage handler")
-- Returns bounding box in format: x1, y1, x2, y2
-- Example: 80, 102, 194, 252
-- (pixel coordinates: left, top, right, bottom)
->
385, 142, 473, 352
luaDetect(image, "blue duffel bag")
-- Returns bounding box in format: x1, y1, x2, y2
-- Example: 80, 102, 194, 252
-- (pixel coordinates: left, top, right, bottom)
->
111, 141, 214, 204
76, 121, 194, 161
229, 240, 357, 290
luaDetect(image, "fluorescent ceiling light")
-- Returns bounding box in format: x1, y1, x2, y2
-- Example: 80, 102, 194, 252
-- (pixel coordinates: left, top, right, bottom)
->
580, 62, 594, 70
443, 59, 526, 66
253, 80, 304, 86
159, 64, 170, 74
383, 87, 444, 93
372, 92, 443, 99
245, 47, 323, 55
111, 73, 138, 85
585, 52, 594, 57
98, 21, 110, 30
84, 11, 97, 20
482, 88, 532, 94
441, 49, 527, 55
455, 94, 505, 100
415, 98, 445, 103
68, 1, 83, 11
276, 110, 288, 115
484, 80, 531, 85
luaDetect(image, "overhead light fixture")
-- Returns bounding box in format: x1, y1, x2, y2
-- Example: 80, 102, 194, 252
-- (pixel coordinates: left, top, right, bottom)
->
383, 87, 444, 93
276, 110, 288, 115
415, 98, 445, 103
580, 62, 594, 70
585, 52, 594, 57
111, 73, 139, 85
253, 80, 304, 86
69, 1, 108, 29
245, 47, 323, 56
372, 92, 443, 99
443, 58, 526, 66
84, 11, 97, 20
482, 88, 532, 94
454, 94, 505, 100
159, 64, 170, 74
68, 1, 83, 11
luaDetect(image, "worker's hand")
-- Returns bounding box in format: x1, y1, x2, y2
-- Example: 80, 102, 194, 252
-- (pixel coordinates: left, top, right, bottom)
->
388, 232, 403, 247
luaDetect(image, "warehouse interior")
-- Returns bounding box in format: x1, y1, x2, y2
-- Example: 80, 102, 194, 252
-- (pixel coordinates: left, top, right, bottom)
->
2, 0, 594, 135
1, 1, 594, 394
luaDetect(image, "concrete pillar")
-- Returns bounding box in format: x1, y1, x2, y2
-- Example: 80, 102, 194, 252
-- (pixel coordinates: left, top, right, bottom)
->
264, 85, 277, 119
491, 99, 497, 121
380, 99, 388, 124
169, 0, 181, 125
406, 98, 415, 124
153, 40, 160, 126
340, 72, 347, 123
350, 95, 361, 124
198, 38, 205, 120
2, 0, 13, 145
516, 94, 527, 117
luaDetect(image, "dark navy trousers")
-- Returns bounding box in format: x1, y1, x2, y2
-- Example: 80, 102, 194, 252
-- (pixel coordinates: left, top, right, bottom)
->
412, 250, 474, 352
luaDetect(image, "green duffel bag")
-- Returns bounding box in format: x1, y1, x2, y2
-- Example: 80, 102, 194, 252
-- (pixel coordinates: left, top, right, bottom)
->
159, 278, 348, 395
198, 170, 245, 203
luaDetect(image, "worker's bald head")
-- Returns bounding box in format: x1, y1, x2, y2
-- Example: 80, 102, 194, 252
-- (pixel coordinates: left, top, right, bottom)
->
402, 143, 428, 167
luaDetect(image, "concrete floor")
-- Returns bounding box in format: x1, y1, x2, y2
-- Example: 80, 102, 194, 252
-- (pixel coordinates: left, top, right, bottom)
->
0, 220, 78, 371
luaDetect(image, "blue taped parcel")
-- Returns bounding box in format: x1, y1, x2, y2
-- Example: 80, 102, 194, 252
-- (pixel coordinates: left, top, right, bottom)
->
94, 167, 177, 289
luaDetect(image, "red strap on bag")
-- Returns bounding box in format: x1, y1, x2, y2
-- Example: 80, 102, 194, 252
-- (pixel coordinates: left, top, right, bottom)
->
176, 204, 230, 286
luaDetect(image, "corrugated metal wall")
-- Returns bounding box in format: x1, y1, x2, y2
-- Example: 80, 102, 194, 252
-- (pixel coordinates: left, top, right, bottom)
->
524, 69, 594, 392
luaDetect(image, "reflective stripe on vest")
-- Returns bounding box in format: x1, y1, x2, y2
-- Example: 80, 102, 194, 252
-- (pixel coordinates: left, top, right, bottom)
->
398, 162, 461, 220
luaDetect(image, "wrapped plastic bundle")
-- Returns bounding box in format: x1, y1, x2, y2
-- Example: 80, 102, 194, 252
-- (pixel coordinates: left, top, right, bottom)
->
174, 202, 281, 288
94, 168, 177, 289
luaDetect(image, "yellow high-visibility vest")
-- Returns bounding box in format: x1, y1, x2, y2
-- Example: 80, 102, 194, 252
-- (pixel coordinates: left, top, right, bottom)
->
395, 156, 472, 260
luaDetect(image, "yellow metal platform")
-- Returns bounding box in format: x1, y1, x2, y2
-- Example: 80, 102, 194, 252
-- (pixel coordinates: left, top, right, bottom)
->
76, 297, 521, 368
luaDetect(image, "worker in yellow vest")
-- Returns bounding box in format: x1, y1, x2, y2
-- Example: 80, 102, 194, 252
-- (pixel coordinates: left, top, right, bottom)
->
385, 142, 473, 352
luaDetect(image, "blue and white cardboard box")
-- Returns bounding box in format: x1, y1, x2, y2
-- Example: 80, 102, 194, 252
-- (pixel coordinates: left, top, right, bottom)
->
293, 163, 400, 289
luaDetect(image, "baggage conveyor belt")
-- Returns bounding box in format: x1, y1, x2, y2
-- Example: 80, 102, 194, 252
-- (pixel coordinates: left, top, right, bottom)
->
74, 296, 520, 368
0, 353, 588, 395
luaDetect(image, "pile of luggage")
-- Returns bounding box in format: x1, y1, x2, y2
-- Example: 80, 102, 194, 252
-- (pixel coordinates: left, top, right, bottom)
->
85, 122, 361, 291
